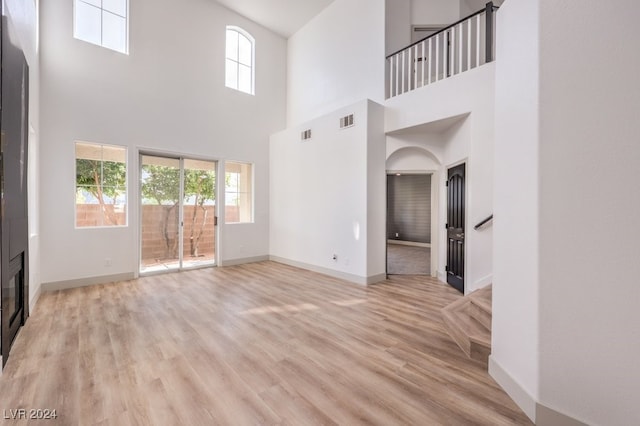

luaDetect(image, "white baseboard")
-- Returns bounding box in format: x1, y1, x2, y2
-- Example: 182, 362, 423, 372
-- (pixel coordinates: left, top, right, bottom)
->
42, 272, 136, 292
218, 255, 270, 267
468, 273, 493, 294
488, 356, 537, 421
488, 356, 586, 426
387, 240, 431, 248
270, 256, 386, 285
536, 405, 587, 426
29, 283, 42, 312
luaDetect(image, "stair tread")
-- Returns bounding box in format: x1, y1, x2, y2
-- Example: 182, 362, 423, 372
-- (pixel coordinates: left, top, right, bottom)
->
468, 285, 492, 314
469, 302, 491, 331
470, 295, 492, 314
469, 330, 491, 347
442, 302, 490, 345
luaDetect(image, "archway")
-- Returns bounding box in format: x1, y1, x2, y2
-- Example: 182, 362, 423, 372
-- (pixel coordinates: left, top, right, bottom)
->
386, 146, 440, 276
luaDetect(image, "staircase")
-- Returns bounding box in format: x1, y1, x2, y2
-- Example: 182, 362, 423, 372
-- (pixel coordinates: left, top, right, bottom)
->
442, 285, 492, 367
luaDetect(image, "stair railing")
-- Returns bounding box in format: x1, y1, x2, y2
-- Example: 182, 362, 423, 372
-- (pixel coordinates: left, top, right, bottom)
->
386, 2, 498, 99
474, 214, 493, 230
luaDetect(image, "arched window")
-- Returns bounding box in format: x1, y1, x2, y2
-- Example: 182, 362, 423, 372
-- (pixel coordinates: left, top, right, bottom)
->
225, 26, 255, 95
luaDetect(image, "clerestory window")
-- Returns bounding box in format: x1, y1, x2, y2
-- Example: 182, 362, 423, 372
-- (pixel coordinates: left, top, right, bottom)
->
225, 26, 255, 95
74, 0, 129, 54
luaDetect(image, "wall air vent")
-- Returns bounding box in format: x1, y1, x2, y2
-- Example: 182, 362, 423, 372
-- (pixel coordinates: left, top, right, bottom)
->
301, 129, 312, 141
339, 114, 354, 129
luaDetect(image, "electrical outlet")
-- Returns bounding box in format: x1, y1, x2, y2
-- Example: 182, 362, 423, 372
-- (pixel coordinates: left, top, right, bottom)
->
395, 232, 399, 238
104, 258, 112, 267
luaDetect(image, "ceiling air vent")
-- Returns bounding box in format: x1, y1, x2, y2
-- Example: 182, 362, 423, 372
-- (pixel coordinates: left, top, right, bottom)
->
340, 114, 354, 129
301, 129, 312, 141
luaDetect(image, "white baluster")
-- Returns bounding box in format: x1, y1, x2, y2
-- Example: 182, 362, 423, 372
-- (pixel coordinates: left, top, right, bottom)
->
467, 18, 471, 72
451, 28, 455, 77
409, 46, 413, 91
401, 50, 406, 94
428, 38, 432, 85
476, 13, 481, 68
389, 58, 394, 97
435, 34, 440, 81
395, 54, 399, 96
413, 44, 420, 89
421, 41, 425, 87
459, 23, 463, 74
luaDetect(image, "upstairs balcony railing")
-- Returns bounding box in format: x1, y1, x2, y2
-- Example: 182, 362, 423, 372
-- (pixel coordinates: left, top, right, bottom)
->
386, 2, 498, 99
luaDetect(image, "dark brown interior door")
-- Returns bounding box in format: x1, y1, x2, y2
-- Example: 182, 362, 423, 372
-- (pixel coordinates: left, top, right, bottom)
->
446, 163, 465, 293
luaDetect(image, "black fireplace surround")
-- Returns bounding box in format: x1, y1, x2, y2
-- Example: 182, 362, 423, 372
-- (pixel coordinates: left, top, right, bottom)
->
1, 11, 31, 367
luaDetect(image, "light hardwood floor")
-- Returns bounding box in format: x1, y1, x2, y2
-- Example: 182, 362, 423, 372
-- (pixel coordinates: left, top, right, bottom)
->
0, 261, 531, 425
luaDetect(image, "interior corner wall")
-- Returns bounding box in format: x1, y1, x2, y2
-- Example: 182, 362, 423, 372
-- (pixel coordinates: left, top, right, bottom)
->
286, 0, 385, 127
491, 0, 540, 421
459, 0, 488, 18
385, 0, 411, 56
366, 101, 386, 279
536, 0, 640, 424
439, 117, 494, 294
39, 0, 286, 285
270, 100, 384, 284
3, 0, 41, 307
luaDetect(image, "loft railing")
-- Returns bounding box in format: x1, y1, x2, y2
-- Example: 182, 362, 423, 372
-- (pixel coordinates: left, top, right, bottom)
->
386, 2, 498, 99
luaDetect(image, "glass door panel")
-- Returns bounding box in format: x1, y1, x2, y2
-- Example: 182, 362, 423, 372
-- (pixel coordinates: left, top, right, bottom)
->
183, 159, 216, 268
140, 155, 181, 273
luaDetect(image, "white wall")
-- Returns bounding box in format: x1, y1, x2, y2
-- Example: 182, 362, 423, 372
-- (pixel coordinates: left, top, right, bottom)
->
366, 102, 387, 278
385, 0, 411, 56
492, 1, 640, 424
537, 0, 640, 424
287, 0, 385, 126
270, 100, 386, 284
385, 64, 494, 293
411, 0, 459, 25
460, 0, 488, 17
490, 0, 540, 419
39, 0, 286, 285
3, 0, 41, 307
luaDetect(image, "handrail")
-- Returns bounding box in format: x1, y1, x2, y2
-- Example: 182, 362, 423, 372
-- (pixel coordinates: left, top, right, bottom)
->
385, 2, 498, 59
474, 214, 493, 230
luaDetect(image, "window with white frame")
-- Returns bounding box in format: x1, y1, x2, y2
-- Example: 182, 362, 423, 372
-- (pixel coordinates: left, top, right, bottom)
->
74, 0, 128, 54
225, 26, 255, 95
75, 142, 128, 227
225, 162, 253, 223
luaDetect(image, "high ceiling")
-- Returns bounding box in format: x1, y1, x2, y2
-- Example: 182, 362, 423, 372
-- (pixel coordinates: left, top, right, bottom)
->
215, 0, 335, 38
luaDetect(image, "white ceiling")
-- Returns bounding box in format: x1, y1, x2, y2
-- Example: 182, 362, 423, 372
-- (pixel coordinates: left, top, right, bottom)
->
215, 0, 335, 38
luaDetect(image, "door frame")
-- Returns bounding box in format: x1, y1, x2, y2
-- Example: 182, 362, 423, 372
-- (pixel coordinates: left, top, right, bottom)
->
385, 169, 439, 277
137, 149, 220, 276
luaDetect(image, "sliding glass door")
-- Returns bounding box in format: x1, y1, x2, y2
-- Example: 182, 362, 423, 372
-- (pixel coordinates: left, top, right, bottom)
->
140, 154, 216, 273
182, 159, 217, 268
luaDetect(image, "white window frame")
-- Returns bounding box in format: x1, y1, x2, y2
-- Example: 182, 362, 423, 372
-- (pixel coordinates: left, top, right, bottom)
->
225, 26, 255, 95
224, 161, 254, 224
75, 141, 128, 228
73, 0, 129, 54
